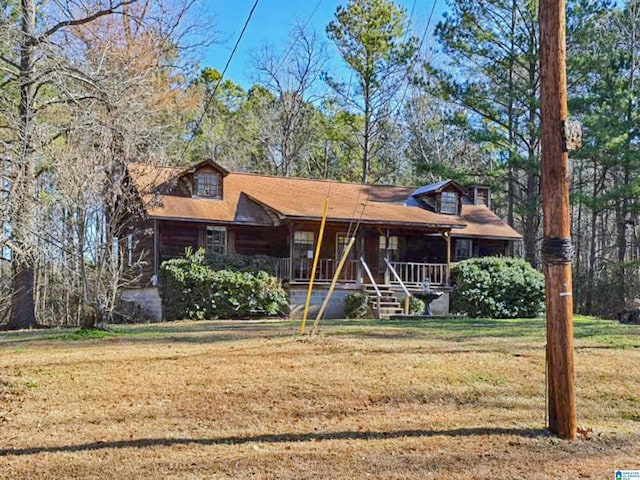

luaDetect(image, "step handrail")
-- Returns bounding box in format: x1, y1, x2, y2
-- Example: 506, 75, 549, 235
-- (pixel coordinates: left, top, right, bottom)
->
384, 257, 412, 315
384, 257, 411, 298
359, 256, 381, 297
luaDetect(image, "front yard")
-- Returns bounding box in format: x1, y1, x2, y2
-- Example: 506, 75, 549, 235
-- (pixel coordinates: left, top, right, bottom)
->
1, 316, 639, 479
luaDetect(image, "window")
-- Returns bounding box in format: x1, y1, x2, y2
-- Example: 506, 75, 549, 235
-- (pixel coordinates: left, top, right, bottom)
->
378, 235, 399, 264
475, 188, 490, 207
440, 191, 458, 214
195, 172, 221, 198
336, 233, 356, 261
293, 231, 315, 279
293, 231, 314, 258
454, 239, 473, 261
206, 226, 227, 255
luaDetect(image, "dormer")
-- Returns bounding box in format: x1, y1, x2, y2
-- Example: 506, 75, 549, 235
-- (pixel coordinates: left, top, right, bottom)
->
466, 184, 491, 208
409, 180, 467, 216
179, 160, 229, 200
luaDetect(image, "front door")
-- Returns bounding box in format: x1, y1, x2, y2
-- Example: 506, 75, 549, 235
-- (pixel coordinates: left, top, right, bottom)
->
362, 233, 383, 283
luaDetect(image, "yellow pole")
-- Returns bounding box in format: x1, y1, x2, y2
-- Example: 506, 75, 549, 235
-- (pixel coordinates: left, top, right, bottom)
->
300, 199, 329, 335
311, 235, 356, 335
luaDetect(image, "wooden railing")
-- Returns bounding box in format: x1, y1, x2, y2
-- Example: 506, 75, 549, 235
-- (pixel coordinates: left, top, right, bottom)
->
360, 256, 381, 318
275, 258, 449, 287
276, 257, 358, 283
384, 258, 411, 314
389, 262, 449, 287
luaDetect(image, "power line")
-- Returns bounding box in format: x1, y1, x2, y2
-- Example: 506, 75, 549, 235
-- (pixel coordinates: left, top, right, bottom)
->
418, 0, 438, 53
182, 0, 261, 158
388, 0, 438, 119
274, 0, 324, 73
409, 0, 418, 20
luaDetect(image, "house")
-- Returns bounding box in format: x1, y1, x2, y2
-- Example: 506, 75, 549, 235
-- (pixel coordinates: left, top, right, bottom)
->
122, 160, 522, 320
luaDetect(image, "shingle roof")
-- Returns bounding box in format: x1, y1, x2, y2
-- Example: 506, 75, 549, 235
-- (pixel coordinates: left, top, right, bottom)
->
410, 179, 467, 198
127, 164, 522, 239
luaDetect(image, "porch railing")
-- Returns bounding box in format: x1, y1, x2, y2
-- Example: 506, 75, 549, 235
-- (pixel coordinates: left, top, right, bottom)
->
275, 257, 450, 286
388, 261, 449, 287
275, 257, 358, 283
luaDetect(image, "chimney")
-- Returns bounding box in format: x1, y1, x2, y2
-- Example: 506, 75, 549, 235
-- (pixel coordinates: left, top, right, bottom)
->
467, 185, 491, 208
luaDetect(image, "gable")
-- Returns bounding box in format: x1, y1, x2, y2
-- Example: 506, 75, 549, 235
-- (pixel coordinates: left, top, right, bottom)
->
179, 160, 228, 199
411, 180, 467, 215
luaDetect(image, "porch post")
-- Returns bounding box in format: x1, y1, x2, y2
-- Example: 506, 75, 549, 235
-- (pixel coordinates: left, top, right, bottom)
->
355, 234, 364, 286
384, 229, 390, 285
445, 231, 451, 285
153, 220, 159, 284
288, 222, 293, 281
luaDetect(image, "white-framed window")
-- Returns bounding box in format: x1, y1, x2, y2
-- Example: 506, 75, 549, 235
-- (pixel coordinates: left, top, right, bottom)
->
440, 191, 458, 215
206, 226, 227, 255
293, 230, 315, 279
293, 231, 314, 259
454, 239, 473, 261
195, 172, 221, 198
378, 235, 399, 263
336, 233, 356, 261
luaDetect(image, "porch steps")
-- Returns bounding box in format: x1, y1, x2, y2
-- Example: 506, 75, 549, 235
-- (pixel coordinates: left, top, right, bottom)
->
363, 284, 405, 319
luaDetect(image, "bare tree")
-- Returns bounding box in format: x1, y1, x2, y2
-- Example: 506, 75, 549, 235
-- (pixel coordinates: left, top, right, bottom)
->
0, 0, 204, 329
251, 24, 327, 176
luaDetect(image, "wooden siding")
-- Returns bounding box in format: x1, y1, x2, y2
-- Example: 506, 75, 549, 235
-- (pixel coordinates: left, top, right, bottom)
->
159, 221, 200, 263
234, 225, 289, 257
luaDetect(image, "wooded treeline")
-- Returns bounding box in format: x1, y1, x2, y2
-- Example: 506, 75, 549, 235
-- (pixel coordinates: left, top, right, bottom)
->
1, 0, 638, 328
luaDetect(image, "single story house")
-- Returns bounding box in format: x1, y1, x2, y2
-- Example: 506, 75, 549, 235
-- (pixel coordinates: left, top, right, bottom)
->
122, 160, 522, 319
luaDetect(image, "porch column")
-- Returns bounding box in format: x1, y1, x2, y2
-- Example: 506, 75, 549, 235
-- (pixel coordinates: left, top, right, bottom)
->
288, 223, 293, 282
356, 234, 364, 286
384, 229, 390, 285
153, 220, 159, 285
443, 231, 451, 285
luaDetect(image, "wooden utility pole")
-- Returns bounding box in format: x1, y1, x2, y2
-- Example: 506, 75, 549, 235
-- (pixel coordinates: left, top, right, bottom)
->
539, 0, 577, 440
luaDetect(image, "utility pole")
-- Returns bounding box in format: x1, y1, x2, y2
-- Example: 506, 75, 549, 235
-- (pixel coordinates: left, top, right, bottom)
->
539, 0, 577, 440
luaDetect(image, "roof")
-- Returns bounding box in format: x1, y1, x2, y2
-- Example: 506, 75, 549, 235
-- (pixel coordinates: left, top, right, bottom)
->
410, 179, 467, 198
127, 164, 522, 239
455, 205, 522, 240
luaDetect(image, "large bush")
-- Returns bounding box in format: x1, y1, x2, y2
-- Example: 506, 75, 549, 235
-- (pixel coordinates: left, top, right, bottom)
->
160, 249, 288, 320
400, 296, 426, 315
450, 256, 545, 318
344, 293, 371, 319
204, 251, 278, 275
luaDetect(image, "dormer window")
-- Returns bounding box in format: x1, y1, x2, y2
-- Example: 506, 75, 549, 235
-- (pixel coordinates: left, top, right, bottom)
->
195, 172, 221, 198
440, 191, 458, 215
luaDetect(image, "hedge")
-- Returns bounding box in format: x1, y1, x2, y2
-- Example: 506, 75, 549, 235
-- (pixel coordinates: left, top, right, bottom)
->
450, 256, 545, 318
400, 296, 426, 315
344, 293, 371, 319
159, 249, 288, 320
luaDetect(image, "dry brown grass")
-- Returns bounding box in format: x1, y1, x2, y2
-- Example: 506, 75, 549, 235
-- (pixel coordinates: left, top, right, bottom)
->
0, 318, 639, 479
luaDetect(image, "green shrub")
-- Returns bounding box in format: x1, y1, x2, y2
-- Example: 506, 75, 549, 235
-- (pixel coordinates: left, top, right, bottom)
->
159, 249, 288, 320
344, 293, 370, 319
400, 296, 426, 315
204, 251, 278, 275
450, 256, 545, 318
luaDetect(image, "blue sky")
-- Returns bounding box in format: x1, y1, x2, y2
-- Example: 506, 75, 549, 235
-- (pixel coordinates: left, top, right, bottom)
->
200, 0, 447, 89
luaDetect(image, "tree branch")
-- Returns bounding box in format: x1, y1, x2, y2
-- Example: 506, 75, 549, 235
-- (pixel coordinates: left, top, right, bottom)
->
33, 0, 139, 44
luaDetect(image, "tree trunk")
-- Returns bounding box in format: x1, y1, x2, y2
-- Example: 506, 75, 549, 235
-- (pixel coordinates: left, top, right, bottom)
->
506, 0, 517, 228
362, 83, 371, 184
8, 0, 37, 329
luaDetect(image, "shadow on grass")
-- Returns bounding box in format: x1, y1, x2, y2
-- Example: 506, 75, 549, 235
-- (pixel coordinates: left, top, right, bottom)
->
0, 320, 299, 347
0, 427, 549, 457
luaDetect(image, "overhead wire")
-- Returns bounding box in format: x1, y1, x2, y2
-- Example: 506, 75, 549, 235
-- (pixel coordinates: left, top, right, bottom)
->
388, 0, 439, 118
274, 0, 324, 73
181, 0, 261, 159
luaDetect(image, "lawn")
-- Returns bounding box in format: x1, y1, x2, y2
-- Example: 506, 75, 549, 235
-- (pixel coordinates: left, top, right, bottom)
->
0, 315, 639, 479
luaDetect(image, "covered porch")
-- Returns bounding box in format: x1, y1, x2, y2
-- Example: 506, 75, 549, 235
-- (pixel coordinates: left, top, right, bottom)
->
267, 222, 453, 289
